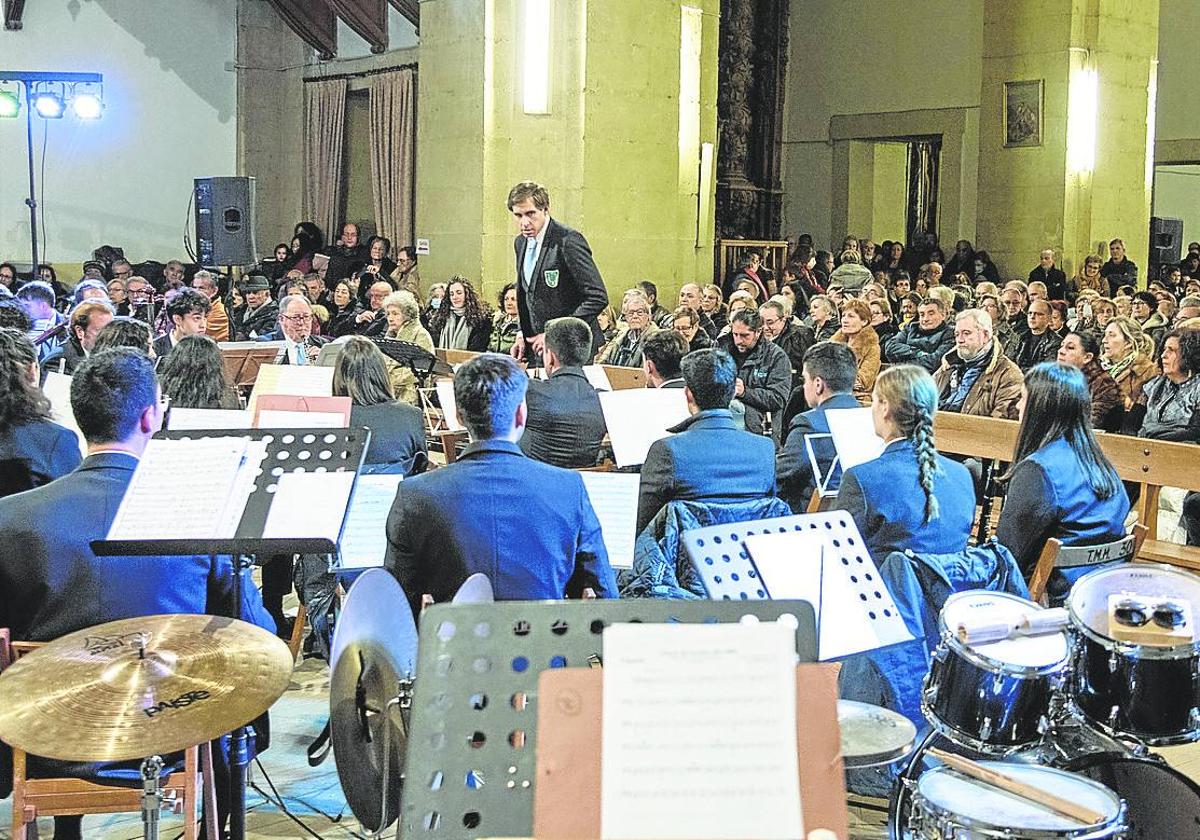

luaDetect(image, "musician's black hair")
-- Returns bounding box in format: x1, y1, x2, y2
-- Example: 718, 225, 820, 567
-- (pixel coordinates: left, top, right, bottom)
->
454, 353, 528, 440
166, 288, 212, 322
15, 281, 55, 307
543, 317, 593, 367
681, 348, 737, 410
642, 330, 688, 381
0, 300, 33, 332
71, 348, 158, 444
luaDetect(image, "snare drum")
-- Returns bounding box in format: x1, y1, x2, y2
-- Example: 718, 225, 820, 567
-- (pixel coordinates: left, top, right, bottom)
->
922, 591, 1068, 752
1067, 564, 1200, 745
906, 762, 1126, 840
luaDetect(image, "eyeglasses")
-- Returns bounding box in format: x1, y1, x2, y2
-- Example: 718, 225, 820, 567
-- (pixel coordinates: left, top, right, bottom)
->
1112, 598, 1188, 630
281, 313, 309, 324
623, 308, 649, 316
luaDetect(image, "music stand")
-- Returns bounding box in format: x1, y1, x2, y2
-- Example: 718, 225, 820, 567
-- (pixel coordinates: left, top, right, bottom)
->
90, 426, 370, 840
372, 337, 454, 389
803, 432, 841, 498
219, 341, 285, 389
397, 600, 818, 839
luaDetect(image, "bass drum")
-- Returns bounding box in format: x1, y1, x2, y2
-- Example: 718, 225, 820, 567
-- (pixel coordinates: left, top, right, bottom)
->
1059, 753, 1200, 839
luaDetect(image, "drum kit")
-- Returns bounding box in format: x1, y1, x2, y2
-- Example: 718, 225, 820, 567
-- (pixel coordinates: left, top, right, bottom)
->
889, 563, 1200, 839
0, 614, 293, 840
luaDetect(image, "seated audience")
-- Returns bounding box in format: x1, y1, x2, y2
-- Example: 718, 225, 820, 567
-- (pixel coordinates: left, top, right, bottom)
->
355, 280, 395, 336
520, 317, 608, 468
326, 222, 369, 286
828, 248, 872, 292
868, 296, 897, 344
597, 304, 619, 344
488, 283, 521, 354
53, 300, 114, 374
421, 282, 447, 327
678, 283, 718, 337
716, 308, 792, 435
384, 353, 618, 615
1027, 280, 1048, 304
361, 235, 397, 285
1101, 316, 1159, 411
1000, 282, 1031, 353
636, 348, 776, 534
383, 290, 435, 404
0, 329, 80, 494
93, 318, 153, 357
933, 308, 1023, 418
672, 305, 712, 352
639, 280, 675, 329
1069, 253, 1107, 301
106, 279, 131, 316
158, 335, 241, 410
327, 279, 364, 337
1057, 330, 1123, 432
389, 244, 422, 296
235, 275, 278, 340
830, 298, 881, 405
643, 328, 688, 389
428, 276, 493, 351
72, 279, 109, 306
700, 283, 728, 333
1136, 329, 1200, 442
153, 287, 211, 359
776, 341, 862, 511
333, 336, 427, 475
192, 270, 229, 341
1011, 299, 1062, 370
1130, 290, 1168, 349
835, 364, 976, 559
596, 288, 659, 367
884, 296, 954, 372
760, 297, 813, 377
996, 363, 1129, 594
972, 250, 1002, 285
806, 293, 839, 342
15, 281, 66, 363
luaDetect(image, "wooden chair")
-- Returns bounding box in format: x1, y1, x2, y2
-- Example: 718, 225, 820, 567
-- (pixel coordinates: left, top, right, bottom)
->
1028, 524, 1149, 605
1, 635, 216, 840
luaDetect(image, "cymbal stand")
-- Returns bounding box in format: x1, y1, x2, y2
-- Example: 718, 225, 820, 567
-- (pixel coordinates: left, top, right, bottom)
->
227, 553, 255, 840
140, 755, 165, 840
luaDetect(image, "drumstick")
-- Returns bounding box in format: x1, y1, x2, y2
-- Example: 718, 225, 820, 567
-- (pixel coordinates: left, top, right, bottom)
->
927, 748, 1105, 826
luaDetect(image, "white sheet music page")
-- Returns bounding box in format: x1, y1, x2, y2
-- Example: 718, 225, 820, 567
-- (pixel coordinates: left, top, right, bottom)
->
582, 364, 614, 391
41, 370, 86, 455
337, 474, 403, 569
579, 472, 640, 569
434, 380, 465, 431
168, 408, 253, 431
262, 471, 355, 540
255, 410, 347, 429
598, 388, 690, 467
600, 622, 803, 840
108, 437, 250, 540
825, 407, 885, 470
247, 364, 334, 413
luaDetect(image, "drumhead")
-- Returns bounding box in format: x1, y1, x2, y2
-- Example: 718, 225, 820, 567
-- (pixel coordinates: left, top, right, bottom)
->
941, 590, 1068, 669
916, 762, 1121, 831
1068, 564, 1200, 644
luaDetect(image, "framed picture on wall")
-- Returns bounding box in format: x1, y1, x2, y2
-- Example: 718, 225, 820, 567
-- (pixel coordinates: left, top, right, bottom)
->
1004, 79, 1043, 148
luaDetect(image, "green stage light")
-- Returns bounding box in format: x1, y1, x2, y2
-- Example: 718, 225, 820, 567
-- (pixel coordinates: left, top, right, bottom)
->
0, 90, 19, 118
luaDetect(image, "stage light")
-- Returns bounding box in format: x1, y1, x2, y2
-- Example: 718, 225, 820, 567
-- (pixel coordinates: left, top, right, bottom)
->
33, 92, 64, 119
0, 90, 18, 118
72, 92, 103, 120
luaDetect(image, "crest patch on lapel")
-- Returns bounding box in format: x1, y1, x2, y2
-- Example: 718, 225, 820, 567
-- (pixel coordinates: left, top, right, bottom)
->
543, 269, 560, 288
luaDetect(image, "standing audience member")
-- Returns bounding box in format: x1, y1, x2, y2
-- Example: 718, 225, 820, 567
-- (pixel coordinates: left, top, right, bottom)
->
830, 298, 881, 405
836, 364, 976, 559
1102, 316, 1159, 411
884, 296, 955, 372
933, 309, 1024, 419
716, 308, 792, 435
0, 329, 80, 493
1057, 330, 1124, 432
1101, 238, 1138, 295
1029, 249, 1068, 301
157, 335, 241, 410
489, 283, 522, 354
427, 276, 493, 351
333, 336, 427, 475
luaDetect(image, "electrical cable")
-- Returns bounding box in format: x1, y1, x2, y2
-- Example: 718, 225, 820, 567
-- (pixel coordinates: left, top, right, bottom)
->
251, 756, 369, 840
183, 187, 197, 263
39, 118, 48, 265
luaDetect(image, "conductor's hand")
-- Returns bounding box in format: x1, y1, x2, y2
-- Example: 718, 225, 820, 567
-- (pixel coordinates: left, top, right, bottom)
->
735, 377, 746, 397
510, 337, 525, 361
530, 333, 547, 355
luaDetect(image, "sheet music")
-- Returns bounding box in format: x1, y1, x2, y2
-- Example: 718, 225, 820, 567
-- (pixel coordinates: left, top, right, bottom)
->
256, 410, 347, 429
41, 370, 86, 455
247, 363, 334, 413
582, 364, 613, 391
168, 408, 253, 431
336, 474, 403, 569
262, 471, 356, 540
601, 622, 803, 839
580, 472, 640, 569
434, 379, 465, 431
108, 437, 251, 540
598, 389, 690, 467
825, 407, 885, 471
218, 440, 269, 538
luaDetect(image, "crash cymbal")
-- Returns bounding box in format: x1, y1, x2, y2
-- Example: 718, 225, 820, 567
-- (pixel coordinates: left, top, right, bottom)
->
452, 572, 494, 605
837, 700, 917, 768
330, 569, 417, 833
0, 614, 292, 763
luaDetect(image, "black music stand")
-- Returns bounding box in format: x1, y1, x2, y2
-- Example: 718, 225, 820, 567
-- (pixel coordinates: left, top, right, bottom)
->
91, 427, 370, 840
372, 336, 454, 388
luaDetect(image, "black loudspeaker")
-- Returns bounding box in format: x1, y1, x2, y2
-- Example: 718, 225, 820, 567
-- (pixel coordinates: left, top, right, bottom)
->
195, 176, 258, 266
1150, 216, 1183, 266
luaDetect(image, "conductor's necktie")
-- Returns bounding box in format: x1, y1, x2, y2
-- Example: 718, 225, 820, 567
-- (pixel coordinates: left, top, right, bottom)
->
523, 240, 538, 289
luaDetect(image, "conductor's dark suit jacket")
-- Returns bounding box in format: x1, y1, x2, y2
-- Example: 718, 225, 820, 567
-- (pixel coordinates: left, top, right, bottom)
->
384, 439, 618, 616
514, 218, 609, 351
635, 408, 776, 535
519, 366, 608, 468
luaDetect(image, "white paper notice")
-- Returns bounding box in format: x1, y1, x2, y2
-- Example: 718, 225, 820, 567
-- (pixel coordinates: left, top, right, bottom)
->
582, 364, 613, 391
247, 364, 334, 412
41, 370, 86, 455
601, 622, 803, 839
580, 472, 640, 568
744, 530, 913, 660
337, 474, 402, 569
168, 408, 253, 431
598, 388, 690, 467
108, 437, 250, 540
434, 379, 465, 431
263, 471, 356, 540
256, 410, 346, 429
825, 407, 885, 471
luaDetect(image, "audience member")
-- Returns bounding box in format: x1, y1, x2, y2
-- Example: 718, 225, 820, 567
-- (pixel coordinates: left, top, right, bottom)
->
806, 294, 839, 342
235, 275, 278, 340
836, 364, 975, 559
0, 329, 80, 493
327, 279, 363, 337
1011, 299, 1062, 370
884, 296, 955, 372
1028, 249, 1068, 300
1102, 316, 1159, 411
520, 317, 608, 468
382, 290, 434, 404
717, 308, 792, 435
1048, 299, 1069, 337
636, 348, 776, 533
731, 251, 772, 301
597, 304, 619, 343
643, 329, 688, 389
776, 341, 861, 511
15, 281, 66, 363
678, 283, 718, 337
191, 270, 229, 341
333, 336, 427, 475
637, 280, 674, 329
0, 262, 17, 291
1130, 290, 1167, 349
427, 276, 492, 351
93, 318, 153, 357
760, 298, 813, 377
53, 300, 114, 375
488, 283, 522, 354
153, 287, 210, 359
1056, 330, 1123, 432
158, 335, 240, 410
1101, 238, 1138, 294
385, 353, 617, 615
829, 248, 872, 292
596, 289, 659, 367
971, 250, 1001, 285
700, 283, 728, 333
933, 308, 1024, 418
868, 296, 897, 344
106, 279, 130, 316
1070, 253, 1107, 300
389, 244, 422, 296
355, 280, 395, 336
830, 298, 881, 405
1136, 329, 1200, 441
672, 306, 712, 352
326, 222, 369, 285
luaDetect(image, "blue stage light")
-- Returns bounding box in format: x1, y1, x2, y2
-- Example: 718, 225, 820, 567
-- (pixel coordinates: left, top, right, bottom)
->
72, 92, 103, 120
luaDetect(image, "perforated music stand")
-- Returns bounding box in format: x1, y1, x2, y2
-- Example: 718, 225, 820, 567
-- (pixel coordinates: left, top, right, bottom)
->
372, 336, 454, 388
397, 600, 818, 839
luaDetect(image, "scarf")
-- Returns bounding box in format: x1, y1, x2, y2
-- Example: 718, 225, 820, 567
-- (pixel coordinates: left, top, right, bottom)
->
439, 309, 472, 350
1104, 350, 1139, 381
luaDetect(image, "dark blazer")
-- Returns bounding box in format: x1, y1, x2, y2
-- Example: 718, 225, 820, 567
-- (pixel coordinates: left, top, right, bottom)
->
384, 439, 618, 616
261, 334, 329, 364
775, 392, 861, 512
996, 436, 1130, 577
636, 408, 776, 534
520, 367, 608, 468
151, 332, 176, 360
0, 419, 81, 497
1028, 265, 1068, 301
350, 401, 427, 475
836, 439, 975, 560
514, 218, 610, 351
236, 301, 280, 341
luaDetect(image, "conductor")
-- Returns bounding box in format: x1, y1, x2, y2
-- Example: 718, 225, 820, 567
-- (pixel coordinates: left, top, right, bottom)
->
508, 181, 610, 361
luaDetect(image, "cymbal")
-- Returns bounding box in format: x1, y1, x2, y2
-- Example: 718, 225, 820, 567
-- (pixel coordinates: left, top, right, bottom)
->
0, 614, 292, 762
837, 700, 917, 768
330, 569, 417, 833
452, 572, 494, 604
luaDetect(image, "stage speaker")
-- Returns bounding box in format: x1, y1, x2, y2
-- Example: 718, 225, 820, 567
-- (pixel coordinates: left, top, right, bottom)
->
195, 176, 258, 266
1150, 216, 1183, 266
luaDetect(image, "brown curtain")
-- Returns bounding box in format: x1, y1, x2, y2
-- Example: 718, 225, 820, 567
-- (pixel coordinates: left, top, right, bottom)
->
304, 78, 349, 243
327, 0, 388, 52
368, 68, 416, 248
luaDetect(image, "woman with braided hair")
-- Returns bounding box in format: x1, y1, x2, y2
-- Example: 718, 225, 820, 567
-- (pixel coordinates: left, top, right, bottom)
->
834, 364, 975, 560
